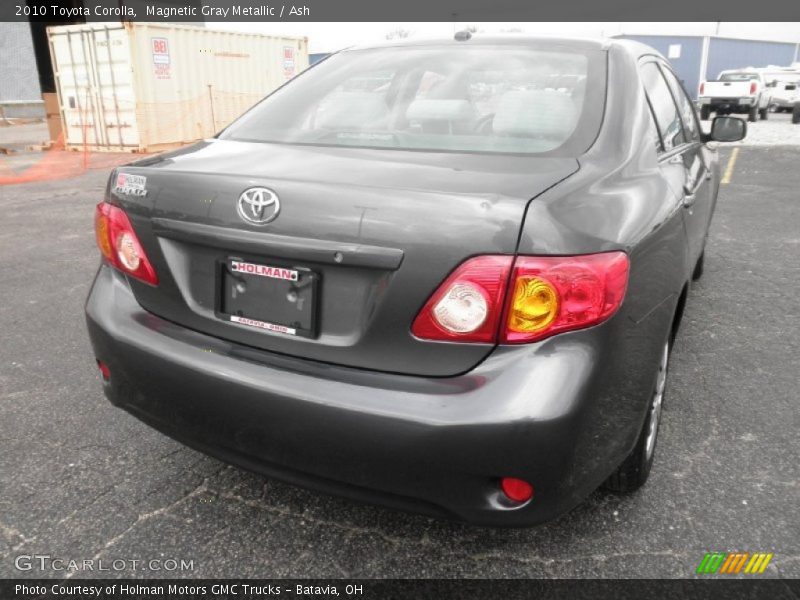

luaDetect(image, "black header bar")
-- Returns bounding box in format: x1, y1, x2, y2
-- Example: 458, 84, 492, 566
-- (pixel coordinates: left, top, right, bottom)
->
1, 0, 800, 22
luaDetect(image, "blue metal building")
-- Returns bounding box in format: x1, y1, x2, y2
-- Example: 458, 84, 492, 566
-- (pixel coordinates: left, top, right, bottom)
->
309, 52, 332, 65
618, 34, 800, 99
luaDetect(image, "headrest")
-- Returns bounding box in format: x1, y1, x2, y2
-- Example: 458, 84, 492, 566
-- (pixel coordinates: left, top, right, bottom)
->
406, 99, 476, 122
492, 90, 578, 139
316, 92, 389, 129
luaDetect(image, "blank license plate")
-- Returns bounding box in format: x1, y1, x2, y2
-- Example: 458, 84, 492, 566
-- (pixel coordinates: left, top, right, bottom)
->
219, 258, 318, 338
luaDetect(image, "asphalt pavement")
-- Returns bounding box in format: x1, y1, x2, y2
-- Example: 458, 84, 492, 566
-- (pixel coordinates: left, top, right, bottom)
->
0, 142, 798, 579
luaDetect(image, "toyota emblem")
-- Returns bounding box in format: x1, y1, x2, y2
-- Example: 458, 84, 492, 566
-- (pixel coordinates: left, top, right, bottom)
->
237, 187, 280, 225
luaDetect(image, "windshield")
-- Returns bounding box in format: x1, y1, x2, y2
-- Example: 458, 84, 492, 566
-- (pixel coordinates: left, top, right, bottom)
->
220, 45, 607, 156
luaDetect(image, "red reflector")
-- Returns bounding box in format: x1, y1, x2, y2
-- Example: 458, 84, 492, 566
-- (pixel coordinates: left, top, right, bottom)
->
749, 81, 757, 95
96, 359, 111, 381
699, 82, 705, 95
501, 477, 534, 503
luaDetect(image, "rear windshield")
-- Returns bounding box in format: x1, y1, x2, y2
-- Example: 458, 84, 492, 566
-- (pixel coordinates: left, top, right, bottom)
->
719, 73, 759, 82
220, 45, 607, 156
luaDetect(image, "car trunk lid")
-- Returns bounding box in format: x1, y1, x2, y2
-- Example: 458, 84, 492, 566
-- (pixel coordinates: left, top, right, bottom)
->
114, 139, 578, 376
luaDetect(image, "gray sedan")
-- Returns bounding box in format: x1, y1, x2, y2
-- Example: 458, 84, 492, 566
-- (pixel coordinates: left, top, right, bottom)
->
86, 35, 745, 526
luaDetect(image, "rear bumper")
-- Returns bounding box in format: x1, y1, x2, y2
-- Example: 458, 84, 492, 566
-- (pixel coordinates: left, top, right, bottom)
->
699, 97, 755, 108
86, 265, 663, 526
773, 98, 797, 108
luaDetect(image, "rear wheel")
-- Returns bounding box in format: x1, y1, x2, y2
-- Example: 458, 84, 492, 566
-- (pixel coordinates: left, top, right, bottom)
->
759, 106, 769, 120
793, 103, 800, 124
604, 339, 670, 493
700, 105, 711, 121
748, 105, 758, 122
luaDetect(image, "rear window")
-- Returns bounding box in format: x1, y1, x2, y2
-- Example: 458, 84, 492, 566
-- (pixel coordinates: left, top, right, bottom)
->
220, 45, 607, 156
719, 73, 759, 82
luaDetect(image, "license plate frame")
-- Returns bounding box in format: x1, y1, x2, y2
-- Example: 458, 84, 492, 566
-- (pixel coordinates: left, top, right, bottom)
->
216, 257, 319, 339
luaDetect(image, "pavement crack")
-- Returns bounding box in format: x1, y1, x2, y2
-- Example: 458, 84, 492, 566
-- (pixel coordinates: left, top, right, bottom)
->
215, 490, 417, 547
64, 478, 210, 579
56, 485, 116, 526
0, 521, 36, 562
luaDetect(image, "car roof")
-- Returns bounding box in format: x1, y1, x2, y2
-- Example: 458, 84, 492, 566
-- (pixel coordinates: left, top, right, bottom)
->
344, 34, 664, 61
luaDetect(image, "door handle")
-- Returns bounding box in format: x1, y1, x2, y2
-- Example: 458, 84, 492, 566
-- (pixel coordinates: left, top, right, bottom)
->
683, 171, 707, 208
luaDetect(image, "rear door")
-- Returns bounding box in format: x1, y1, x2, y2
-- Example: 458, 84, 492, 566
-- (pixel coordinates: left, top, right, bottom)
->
659, 64, 716, 267
639, 59, 711, 270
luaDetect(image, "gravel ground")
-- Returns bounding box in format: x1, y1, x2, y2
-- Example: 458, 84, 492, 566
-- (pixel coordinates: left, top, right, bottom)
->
0, 141, 798, 579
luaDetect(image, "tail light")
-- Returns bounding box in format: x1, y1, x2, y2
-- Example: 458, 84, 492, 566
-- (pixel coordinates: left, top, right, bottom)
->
412, 252, 628, 344
699, 82, 705, 95
411, 256, 513, 343
502, 253, 629, 343
94, 202, 158, 285
750, 81, 757, 95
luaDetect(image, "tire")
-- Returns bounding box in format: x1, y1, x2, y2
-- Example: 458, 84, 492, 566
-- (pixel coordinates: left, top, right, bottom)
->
603, 338, 670, 493
748, 105, 758, 122
759, 107, 768, 120
700, 105, 711, 121
692, 250, 705, 281
793, 104, 800, 124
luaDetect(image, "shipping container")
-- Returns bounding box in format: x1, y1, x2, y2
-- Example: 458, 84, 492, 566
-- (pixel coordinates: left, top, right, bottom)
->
47, 22, 309, 152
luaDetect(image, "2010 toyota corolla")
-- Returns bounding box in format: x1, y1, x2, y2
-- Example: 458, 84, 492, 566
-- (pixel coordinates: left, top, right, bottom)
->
86, 36, 745, 526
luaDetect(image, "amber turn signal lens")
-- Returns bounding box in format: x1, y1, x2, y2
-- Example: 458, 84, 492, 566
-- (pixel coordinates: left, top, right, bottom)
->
94, 212, 113, 260
507, 276, 558, 333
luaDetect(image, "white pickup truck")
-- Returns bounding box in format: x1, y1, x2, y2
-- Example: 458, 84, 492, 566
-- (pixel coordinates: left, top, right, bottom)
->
761, 68, 800, 112
698, 70, 772, 122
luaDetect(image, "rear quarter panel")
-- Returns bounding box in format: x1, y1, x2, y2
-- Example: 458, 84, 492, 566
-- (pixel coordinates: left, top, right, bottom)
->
515, 43, 692, 479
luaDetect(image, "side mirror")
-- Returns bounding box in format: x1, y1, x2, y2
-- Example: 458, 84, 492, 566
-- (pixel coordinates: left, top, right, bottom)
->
709, 116, 746, 142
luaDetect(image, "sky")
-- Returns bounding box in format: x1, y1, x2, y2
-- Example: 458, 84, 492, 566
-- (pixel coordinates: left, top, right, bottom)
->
214, 22, 800, 54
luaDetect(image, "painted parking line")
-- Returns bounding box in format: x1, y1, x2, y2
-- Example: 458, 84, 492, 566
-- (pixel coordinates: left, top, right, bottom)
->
721, 147, 740, 185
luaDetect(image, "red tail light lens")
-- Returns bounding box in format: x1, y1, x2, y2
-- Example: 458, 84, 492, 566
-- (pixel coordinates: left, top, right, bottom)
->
412, 252, 628, 344
94, 202, 158, 285
502, 253, 629, 343
699, 82, 705, 95
750, 81, 757, 95
411, 255, 513, 343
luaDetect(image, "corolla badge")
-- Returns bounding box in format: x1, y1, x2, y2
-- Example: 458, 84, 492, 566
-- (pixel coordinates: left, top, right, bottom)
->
237, 187, 280, 225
